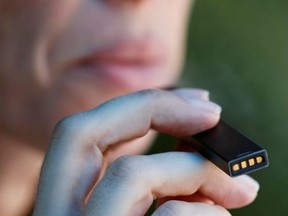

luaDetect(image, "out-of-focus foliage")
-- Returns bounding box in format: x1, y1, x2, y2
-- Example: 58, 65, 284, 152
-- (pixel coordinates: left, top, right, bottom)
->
185, 0, 288, 215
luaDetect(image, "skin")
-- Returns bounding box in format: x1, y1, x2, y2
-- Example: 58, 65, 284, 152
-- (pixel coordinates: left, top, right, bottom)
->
0, 0, 192, 147
0, 0, 259, 215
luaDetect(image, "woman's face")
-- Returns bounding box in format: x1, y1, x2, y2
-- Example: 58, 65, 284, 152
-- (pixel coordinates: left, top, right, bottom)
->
0, 0, 194, 150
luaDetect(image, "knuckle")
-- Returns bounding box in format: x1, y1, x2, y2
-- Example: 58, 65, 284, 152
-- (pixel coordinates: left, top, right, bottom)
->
108, 155, 146, 184
52, 112, 86, 141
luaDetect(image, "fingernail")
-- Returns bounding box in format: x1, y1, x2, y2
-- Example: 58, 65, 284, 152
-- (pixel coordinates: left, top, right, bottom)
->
189, 99, 222, 114
201, 90, 210, 100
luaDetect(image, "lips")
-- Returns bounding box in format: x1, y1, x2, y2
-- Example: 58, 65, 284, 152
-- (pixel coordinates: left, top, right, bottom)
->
72, 39, 166, 90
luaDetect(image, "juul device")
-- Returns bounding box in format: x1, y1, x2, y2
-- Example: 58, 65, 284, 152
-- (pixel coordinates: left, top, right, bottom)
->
184, 120, 269, 177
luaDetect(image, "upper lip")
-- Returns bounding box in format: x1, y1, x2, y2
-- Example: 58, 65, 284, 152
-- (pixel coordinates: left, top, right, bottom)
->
77, 39, 165, 67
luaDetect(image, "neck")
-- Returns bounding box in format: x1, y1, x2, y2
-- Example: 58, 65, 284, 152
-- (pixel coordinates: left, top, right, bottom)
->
0, 131, 44, 216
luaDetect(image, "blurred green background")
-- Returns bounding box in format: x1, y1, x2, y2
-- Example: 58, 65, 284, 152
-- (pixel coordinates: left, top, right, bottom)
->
149, 0, 288, 215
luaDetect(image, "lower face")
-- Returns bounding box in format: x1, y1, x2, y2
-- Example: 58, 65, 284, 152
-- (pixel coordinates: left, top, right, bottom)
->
0, 0, 194, 154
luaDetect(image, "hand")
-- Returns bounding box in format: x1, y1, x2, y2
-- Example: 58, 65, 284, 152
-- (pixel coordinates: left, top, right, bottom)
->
33, 88, 259, 216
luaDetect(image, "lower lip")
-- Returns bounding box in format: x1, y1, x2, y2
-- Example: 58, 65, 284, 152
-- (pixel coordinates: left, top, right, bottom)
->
75, 62, 164, 90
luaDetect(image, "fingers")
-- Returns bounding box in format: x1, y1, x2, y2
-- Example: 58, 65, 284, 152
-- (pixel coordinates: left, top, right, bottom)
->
33, 88, 221, 215
85, 152, 259, 216
152, 201, 231, 216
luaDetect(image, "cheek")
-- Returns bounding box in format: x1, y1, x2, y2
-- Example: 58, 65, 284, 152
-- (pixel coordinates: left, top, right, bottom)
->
0, 0, 82, 87
149, 0, 194, 80
0, 0, 87, 142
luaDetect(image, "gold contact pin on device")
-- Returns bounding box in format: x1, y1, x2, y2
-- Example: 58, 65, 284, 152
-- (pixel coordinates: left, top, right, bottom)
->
249, 158, 255, 166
